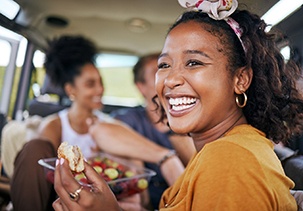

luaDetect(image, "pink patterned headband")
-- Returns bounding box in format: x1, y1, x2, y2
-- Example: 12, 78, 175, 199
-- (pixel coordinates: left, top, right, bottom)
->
178, 0, 246, 52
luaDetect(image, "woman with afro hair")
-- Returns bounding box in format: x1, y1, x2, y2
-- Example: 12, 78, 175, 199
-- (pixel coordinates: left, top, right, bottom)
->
10, 35, 116, 211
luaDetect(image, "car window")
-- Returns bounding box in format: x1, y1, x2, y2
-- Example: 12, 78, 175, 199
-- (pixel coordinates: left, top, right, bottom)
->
97, 53, 143, 106
0, 39, 11, 99
0, 26, 26, 118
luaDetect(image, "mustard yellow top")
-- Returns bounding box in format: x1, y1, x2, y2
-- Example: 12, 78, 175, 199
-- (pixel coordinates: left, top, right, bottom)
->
159, 124, 297, 210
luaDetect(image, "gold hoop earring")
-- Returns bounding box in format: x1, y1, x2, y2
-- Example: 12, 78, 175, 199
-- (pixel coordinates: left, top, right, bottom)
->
69, 94, 75, 101
236, 92, 247, 108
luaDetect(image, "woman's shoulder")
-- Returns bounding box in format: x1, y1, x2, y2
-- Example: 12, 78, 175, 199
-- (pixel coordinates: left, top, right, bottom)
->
35, 113, 62, 148
38, 114, 61, 133
200, 139, 255, 160
194, 126, 276, 172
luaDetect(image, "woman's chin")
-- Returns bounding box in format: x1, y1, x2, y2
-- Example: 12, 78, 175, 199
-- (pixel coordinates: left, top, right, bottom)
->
92, 103, 102, 110
170, 126, 190, 136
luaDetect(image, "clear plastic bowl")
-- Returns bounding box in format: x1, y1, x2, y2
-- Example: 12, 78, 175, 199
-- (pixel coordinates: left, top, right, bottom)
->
38, 153, 156, 199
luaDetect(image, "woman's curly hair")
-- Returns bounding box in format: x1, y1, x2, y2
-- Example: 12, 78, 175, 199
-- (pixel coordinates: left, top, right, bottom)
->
44, 35, 98, 88
155, 10, 303, 144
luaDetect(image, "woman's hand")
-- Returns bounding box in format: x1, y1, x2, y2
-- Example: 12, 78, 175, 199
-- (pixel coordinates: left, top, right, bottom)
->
53, 158, 121, 211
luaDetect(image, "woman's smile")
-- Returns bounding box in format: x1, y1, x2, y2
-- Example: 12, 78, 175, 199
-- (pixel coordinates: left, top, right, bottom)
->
167, 96, 197, 116
169, 97, 197, 111
92, 96, 102, 103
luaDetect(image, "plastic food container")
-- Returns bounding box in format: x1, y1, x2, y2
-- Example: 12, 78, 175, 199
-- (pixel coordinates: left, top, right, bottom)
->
38, 153, 156, 199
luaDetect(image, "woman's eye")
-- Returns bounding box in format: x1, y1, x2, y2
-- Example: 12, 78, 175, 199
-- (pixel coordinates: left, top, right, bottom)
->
158, 63, 170, 69
85, 80, 95, 88
187, 60, 204, 67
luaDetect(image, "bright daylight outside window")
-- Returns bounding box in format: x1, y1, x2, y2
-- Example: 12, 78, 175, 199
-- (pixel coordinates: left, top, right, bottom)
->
280, 45, 291, 62
0, 25, 27, 117
0, 40, 11, 99
96, 53, 143, 106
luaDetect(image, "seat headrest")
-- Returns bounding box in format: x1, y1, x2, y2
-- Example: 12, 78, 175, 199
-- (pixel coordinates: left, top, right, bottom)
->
40, 75, 67, 97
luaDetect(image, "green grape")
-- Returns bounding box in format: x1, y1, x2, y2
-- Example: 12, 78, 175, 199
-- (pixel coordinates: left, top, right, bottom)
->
93, 166, 103, 173
104, 168, 119, 179
125, 170, 135, 178
137, 178, 148, 189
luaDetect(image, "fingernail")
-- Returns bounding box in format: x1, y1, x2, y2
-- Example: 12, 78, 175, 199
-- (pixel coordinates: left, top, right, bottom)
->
55, 159, 59, 166
60, 158, 65, 165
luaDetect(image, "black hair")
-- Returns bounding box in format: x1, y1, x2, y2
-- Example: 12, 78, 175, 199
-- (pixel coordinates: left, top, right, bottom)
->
44, 35, 98, 88
155, 10, 303, 144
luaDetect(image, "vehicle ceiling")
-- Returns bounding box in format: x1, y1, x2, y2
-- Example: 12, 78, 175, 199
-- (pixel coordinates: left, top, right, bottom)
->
11, 0, 303, 56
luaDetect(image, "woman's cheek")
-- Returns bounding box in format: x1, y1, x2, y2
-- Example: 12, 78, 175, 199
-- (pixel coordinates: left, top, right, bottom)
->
155, 72, 166, 93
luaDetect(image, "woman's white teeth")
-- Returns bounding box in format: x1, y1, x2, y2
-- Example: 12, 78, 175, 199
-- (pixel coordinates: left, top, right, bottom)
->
169, 97, 196, 111
93, 97, 101, 102
172, 104, 195, 111
169, 97, 196, 105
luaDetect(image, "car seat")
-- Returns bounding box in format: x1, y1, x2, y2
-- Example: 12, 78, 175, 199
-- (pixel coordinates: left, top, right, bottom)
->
28, 75, 71, 117
274, 144, 303, 190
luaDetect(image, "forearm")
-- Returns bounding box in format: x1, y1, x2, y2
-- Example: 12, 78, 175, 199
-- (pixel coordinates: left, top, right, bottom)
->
169, 134, 196, 166
90, 122, 185, 185
160, 155, 184, 186
91, 122, 170, 163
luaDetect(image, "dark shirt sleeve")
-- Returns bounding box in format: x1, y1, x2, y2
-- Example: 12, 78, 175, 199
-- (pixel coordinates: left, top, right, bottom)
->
111, 107, 173, 148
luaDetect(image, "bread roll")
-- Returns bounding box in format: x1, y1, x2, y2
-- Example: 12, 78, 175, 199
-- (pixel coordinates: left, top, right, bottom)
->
58, 142, 84, 172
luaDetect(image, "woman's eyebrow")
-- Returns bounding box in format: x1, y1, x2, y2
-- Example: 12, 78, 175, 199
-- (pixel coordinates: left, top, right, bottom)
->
184, 50, 212, 59
158, 50, 212, 60
158, 53, 168, 59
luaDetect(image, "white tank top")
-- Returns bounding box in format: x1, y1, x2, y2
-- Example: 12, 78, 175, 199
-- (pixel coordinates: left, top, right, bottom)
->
58, 109, 114, 158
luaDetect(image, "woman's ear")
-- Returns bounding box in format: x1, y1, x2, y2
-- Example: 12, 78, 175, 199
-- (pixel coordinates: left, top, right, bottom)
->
234, 67, 253, 94
64, 83, 73, 97
135, 82, 147, 98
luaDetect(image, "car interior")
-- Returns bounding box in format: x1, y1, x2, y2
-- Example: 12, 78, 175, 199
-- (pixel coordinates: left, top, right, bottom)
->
0, 0, 303, 209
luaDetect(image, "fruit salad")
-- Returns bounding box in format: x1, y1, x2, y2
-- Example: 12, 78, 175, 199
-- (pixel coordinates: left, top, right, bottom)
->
39, 154, 156, 199
74, 156, 151, 199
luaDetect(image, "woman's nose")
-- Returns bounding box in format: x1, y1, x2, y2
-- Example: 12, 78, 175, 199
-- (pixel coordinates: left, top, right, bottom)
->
164, 68, 184, 89
97, 83, 104, 95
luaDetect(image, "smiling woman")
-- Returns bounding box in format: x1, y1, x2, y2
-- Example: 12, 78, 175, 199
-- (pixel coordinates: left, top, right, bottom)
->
52, 0, 303, 210
154, 3, 303, 209
1, 0, 303, 210
9, 35, 118, 211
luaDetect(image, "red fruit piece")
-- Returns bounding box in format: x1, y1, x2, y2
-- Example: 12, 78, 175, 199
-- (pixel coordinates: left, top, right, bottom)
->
74, 172, 88, 184
46, 171, 54, 183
